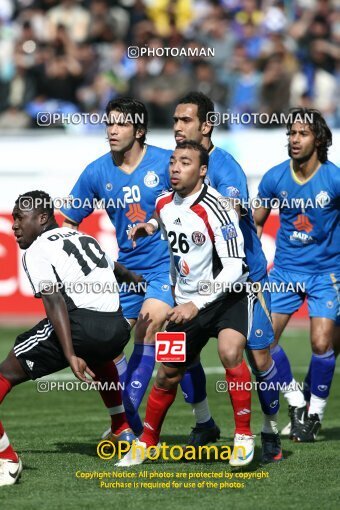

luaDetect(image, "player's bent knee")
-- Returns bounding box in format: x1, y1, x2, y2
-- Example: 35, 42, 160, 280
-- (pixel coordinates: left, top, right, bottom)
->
270, 337, 280, 348
134, 316, 166, 344
219, 348, 243, 369
311, 340, 333, 356
0, 352, 28, 386
250, 349, 272, 373
156, 365, 183, 389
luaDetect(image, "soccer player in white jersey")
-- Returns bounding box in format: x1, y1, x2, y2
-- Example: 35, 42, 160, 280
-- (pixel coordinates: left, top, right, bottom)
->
0, 190, 139, 486
117, 141, 283, 467
171, 92, 280, 449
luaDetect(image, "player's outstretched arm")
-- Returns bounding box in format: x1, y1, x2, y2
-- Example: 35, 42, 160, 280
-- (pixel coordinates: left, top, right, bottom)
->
253, 206, 271, 239
128, 213, 160, 248
41, 290, 96, 382
114, 261, 145, 287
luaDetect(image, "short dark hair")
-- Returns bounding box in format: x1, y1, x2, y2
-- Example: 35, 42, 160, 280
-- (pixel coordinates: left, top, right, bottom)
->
105, 97, 148, 144
177, 91, 215, 133
15, 190, 54, 218
286, 108, 332, 163
175, 140, 209, 168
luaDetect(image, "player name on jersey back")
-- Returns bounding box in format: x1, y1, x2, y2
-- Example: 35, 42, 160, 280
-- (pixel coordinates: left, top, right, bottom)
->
23, 226, 120, 312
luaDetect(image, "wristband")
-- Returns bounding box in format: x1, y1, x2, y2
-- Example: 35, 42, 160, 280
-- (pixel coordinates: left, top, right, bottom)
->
148, 218, 159, 231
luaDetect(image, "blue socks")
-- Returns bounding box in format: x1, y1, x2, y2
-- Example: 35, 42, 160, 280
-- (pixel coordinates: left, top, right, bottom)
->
115, 355, 127, 388
253, 362, 280, 416
180, 362, 215, 427
123, 343, 155, 435
270, 345, 293, 386
180, 362, 207, 404
310, 350, 335, 399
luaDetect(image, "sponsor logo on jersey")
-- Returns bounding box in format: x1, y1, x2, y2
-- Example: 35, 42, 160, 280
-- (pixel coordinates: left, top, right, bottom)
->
327, 301, 334, 309
315, 190, 331, 208
221, 223, 237, 240
255, 329, 263, 337
173, 217, 182, 226
225, 186, 240, 198
125, 203, 146, 222
161, 284, 170, 291
192, 231, 206, 246
144, 171, 160, 188
293, 214, 313, 233
270, 400, 279, 408
290, 232, 314, 243
106, 183, 113, 191
280, 190, 288, 198
174, 255, 190, 277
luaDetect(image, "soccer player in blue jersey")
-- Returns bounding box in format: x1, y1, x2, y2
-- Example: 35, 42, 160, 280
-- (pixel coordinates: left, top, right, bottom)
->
172, 92, 282, 460
60, 98, 219, 443
255, 108, 340, 441
60, 98, 174, 438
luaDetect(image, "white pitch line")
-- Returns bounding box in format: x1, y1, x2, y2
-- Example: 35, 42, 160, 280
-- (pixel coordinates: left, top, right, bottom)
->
34, 365, 340, 382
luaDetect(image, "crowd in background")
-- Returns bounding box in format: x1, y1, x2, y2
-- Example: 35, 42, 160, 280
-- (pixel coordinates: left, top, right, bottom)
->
0, 0, 339, 130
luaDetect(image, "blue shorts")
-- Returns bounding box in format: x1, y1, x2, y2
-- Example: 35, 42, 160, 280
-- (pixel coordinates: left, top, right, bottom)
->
269, 267, 340, 321
120, 270, 174, 319
247, 275, 274, 350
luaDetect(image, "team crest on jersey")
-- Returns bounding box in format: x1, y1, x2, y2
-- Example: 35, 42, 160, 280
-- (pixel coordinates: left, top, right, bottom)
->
226, 186, 240, 198
192, 231, 206, 246
144, 171, 160, 188
221, 223, 237, 240
106, 183, 113, 191
315, 190, 330, 208
174, 255, 190, 277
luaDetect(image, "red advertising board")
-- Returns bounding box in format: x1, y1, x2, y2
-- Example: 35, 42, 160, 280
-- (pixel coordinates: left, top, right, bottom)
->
0, 211, 307, 319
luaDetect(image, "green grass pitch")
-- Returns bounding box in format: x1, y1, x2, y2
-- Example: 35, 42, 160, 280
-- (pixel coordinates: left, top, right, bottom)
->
0, 326, 339, 509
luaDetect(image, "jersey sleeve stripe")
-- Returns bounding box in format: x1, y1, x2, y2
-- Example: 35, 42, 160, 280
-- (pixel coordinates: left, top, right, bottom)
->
205, 191, 233, 224
202, 196, 240, 258
190, 203, 214, 241
202, 196, 231, 225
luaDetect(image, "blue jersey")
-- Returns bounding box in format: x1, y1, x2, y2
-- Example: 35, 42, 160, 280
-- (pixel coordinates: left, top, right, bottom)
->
60, 145, 172, 271
206, 146, 268, 282
258, 159, 340, 273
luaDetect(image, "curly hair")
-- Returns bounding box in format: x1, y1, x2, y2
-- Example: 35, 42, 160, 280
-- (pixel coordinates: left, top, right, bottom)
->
286, 108, 332, 163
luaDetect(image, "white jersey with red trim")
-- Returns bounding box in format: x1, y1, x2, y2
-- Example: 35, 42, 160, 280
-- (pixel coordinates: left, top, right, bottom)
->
23, 226, 120, 312
155, 184, 248, 309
